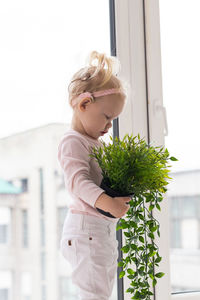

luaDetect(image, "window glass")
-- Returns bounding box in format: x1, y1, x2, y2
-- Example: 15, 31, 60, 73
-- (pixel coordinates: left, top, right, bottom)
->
0, 1, 115, 300
182, 196, 197, 218
0, 271, 12, 300
57, 207, 68, 247
170, 197, 180, 218
59, 277, 77, 300
170, 219, 181, 248
0, 208, 11, 244
21, 272, 32, 300
0, 289, 8, 300
22, 210, 28, 248
160, 0, 200, 293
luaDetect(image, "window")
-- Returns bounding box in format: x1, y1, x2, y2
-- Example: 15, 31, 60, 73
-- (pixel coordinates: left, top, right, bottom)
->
159, 0, 200, 294
0, 289, 8, 300
169, 195, 200, 249
2, 2, 113, 299
169, 194, 200, 292
115, 0, 200, 299
0, 208, 11, 245
21, 272, 32, 300
0, 226, 8, 245
22, 210, 28, 248
57, 207, 68, 247
0, 0, 173, 299
59, 277, 77, 300
0, 271, 12, 300
10, 178, 28, 193
21, 179, 28, 193
41, 252, 46, 281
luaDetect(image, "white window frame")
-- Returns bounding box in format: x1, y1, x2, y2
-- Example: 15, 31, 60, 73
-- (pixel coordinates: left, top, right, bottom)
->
114, 0, 200, 299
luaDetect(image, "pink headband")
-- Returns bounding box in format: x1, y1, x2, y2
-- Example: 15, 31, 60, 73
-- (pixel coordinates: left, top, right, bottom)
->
71, 88, 122, 107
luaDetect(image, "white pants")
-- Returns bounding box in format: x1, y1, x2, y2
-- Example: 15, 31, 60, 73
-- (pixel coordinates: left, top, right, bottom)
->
60, 211, 119, 300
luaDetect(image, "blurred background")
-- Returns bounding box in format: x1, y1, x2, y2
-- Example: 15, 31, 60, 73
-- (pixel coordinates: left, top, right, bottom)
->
0, 0, 200, 299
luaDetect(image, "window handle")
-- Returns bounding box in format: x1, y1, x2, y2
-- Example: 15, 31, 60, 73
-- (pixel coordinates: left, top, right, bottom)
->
153, 100, 168, 136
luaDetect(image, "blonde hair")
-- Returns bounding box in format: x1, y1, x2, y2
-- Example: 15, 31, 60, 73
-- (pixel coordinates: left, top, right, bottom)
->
68, 51, 127, 107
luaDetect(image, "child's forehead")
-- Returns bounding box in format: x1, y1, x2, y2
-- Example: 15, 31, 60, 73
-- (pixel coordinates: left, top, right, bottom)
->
96, 94, 125, 114
97, 93, 125, 105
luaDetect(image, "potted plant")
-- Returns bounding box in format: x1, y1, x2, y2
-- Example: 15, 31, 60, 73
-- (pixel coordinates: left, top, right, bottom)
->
90, 133, 178, 300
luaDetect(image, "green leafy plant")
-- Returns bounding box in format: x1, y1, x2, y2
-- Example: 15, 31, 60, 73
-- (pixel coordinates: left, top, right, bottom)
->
90, 133, 178, 300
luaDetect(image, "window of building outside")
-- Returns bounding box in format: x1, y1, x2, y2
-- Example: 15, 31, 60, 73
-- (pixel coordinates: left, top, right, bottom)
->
21, 272, 31, 300
0, 271, 12, 300
59, 277, 77, 300
21, 179, 28, 193
0, 208, 11, 245
22, 210, 28, 248
159, 0, 200, 294
57, 207, 68, 248
0, 225, 8, 245
0, 289, 8, 300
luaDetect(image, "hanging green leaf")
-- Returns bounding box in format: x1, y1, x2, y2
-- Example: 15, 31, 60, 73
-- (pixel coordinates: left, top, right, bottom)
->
155, 272, 165, 278
90, 133, 178, 300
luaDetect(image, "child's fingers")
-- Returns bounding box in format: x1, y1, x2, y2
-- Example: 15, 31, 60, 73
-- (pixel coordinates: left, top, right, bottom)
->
124, 197, 131, 206
124, 197, 132, 204
122, 197, 131, 202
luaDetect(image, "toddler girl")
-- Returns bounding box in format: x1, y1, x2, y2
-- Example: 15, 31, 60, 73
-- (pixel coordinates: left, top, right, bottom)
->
58, 51, 131, 300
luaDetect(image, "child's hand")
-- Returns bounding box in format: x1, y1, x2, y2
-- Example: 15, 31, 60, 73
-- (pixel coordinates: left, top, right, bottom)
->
110, 196, 131, 218
95, 193, 131, 218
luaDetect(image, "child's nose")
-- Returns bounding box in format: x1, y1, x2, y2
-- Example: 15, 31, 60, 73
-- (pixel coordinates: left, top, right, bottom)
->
107, 121, 112, 129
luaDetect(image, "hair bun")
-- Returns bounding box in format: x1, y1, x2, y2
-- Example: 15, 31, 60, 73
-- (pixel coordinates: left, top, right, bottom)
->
85, 50, 121, 86
87, 50, 120, 75
88, 51, 106, 68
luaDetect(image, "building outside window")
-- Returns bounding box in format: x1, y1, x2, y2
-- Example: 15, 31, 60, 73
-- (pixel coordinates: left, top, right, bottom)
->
21, 179, 28, 193
21, 272, 31, 300
0, 208, 11, 245
22, 210, 28, 248
167, 172, 200, 292
57, 207, 68, 248
59, 277, 77, 300
0, 271, 12, 300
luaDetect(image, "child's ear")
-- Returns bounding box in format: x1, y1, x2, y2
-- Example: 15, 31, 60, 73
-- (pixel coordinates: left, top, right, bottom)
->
78, 97, 92, 112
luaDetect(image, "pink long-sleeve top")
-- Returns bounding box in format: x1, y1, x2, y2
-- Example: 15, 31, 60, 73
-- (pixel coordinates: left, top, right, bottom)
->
57, 128, 119, 223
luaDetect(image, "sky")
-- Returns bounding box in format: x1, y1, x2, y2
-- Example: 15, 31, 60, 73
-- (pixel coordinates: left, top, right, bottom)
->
1, 0, 200, 173
0, 0, 110, 137
159, 0, 200, 172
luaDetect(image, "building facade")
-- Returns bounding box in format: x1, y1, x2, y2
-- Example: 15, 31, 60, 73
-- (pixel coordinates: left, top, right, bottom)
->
0, 123, 77, 300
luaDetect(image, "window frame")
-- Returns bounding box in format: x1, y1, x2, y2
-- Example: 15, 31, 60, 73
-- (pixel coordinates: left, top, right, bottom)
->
114, 0, 200, 299
114, 0, 151, 299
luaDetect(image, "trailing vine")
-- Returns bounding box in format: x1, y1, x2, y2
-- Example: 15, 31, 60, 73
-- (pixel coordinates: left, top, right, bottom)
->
117, 192, 164, 299
90, 134, 178, 299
